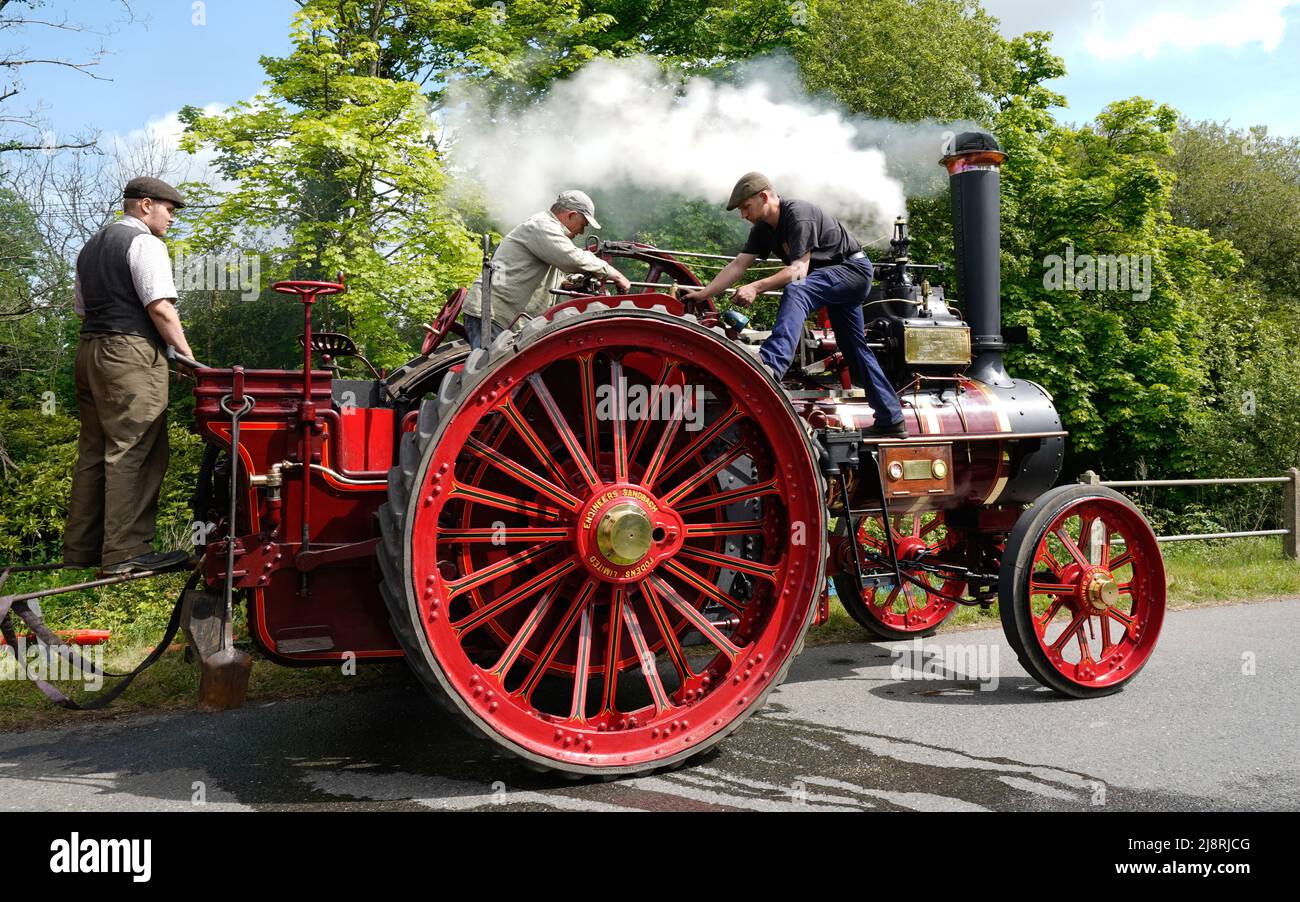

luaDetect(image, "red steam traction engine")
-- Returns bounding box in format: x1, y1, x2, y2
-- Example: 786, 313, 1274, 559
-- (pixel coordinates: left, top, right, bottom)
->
185, 132, 1166, 776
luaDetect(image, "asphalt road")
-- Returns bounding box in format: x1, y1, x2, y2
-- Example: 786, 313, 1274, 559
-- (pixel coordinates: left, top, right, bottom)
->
3, 598, 1298, 812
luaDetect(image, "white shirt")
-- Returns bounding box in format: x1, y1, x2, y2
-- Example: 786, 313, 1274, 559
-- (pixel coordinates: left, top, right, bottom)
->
74, 215, 178, 316
463, 209, 622, 326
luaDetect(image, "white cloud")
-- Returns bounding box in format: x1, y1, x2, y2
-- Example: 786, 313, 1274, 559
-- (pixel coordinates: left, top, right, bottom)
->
981, 0, 1300, 60
1084, 0, 1300, 60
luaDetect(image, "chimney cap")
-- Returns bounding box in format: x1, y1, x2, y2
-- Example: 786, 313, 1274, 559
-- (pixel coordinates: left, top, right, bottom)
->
940, 131, 1007, 172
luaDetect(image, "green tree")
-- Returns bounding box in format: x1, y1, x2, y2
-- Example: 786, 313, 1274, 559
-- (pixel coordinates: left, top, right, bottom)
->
1167, 120, 1300, 297
180, 1, 488, 367
795, 0, 1014, 122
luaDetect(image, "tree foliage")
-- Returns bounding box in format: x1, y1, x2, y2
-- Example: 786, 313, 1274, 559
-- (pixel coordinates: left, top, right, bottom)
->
180, 1, 484, 367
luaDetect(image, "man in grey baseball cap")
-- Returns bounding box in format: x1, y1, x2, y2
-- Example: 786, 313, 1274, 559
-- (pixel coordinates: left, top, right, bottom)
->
461, 189, 630, 347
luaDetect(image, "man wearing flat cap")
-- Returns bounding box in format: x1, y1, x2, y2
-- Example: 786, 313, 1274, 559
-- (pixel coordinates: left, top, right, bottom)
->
684, 173, 906, 438
62, 176, 196, 575
461, 189, 632, 348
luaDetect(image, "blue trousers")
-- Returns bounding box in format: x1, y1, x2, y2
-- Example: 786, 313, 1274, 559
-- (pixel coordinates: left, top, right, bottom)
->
759, 258, 903, 426
463, 316, 504, 350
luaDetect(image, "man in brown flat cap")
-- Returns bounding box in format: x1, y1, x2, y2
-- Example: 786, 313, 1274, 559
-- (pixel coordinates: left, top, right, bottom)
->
684, 173, 905, 437
63, 176, 196, 575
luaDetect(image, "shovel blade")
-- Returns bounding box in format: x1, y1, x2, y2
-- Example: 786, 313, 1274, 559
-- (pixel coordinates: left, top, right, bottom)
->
198, 647, 252, 712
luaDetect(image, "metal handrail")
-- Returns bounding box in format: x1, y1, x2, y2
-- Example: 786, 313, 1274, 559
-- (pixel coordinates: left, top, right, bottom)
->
1079, 468, 1300, 558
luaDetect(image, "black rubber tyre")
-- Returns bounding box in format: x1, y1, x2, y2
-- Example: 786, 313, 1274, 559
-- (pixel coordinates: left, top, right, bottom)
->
998, 483, 1166, 698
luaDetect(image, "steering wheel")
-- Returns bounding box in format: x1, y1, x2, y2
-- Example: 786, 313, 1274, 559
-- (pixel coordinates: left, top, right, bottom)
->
422, 287, 468, 355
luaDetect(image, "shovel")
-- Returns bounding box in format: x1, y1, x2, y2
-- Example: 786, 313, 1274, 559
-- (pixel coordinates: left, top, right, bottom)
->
188, 387, 256, 711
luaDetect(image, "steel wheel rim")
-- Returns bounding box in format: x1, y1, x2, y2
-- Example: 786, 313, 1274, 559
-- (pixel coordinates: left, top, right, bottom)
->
1025, 497, 1165, 689
406, 317, 823, 769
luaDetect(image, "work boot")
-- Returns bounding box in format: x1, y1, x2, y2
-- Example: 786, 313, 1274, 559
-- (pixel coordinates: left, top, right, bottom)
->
99, 549, 192, 576
863, 418, 909, 439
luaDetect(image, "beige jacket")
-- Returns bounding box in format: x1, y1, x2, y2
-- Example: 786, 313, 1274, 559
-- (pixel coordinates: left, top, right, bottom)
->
463, 209, 622, 327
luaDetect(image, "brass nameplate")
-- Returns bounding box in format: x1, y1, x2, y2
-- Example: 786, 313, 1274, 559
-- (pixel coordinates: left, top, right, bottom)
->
904, 326, 971, 365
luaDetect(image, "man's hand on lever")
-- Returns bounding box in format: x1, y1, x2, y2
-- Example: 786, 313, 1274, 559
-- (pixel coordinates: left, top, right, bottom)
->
609, 270, 631, 293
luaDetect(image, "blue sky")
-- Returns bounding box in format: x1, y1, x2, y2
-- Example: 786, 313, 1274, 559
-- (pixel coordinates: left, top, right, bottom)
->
13, 0, 1300, 149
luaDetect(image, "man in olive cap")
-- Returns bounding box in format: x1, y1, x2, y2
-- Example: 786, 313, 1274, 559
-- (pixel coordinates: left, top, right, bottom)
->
683, 173, 905, 437
63, 176, 197, 575
461, 189, 632, 348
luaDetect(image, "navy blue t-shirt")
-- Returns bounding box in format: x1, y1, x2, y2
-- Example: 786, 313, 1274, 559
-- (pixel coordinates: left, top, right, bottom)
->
741, 199, 864, 271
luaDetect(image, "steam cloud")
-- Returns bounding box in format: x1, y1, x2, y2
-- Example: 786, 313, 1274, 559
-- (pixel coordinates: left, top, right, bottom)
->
444, 56, 965, 240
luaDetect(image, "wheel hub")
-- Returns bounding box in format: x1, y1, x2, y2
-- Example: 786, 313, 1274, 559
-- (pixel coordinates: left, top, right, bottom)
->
1082, 569, 1119, 612
575, 484, 683, 584
597, 501, 653, 565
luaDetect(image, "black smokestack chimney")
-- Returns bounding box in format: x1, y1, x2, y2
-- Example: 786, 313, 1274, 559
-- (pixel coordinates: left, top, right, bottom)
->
941, 131, 1010, 387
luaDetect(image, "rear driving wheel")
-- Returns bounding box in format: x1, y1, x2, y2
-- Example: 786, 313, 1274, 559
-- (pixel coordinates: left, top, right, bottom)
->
379, 304, 826, 776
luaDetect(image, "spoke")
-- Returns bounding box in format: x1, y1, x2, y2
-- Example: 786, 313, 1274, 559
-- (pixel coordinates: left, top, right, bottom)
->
876, 583, 901, 611
1056, 527, 1089, 568
660, 442, 750, 506
451, 556, 579, 631
609, 357, 629, 483
646, 574, 742, 662
1107, 607, 1135, 629
1100, 524, 1112, 567
1036, 550, 1066, 579
498, 398, 575, 494
1049, 610, 1090, 651
675, 477, 779, 516
445, 542, 557, 598
654, 404, 743, 488
1108, 551, 1133, 572
1074, 628, 1093, 663
601, 586, 626, 713
1097, 609, 1112, 653
488, 579, 567, 676
449, 480, 565, 522
440, 526, 573, 543
1117, 581, 1134, 594
636, 581, 694, 685
464, 436, 582, 512
1036, 596, 1066, 629
620, 593, 673, 714
676, 545, 780, 582
528, 372, 601, 491
569, 600, 595, 721
578, 353, 599, 467
660, 559, 746, 615
628, 360, 680, 463
683, 519, 766, 538
1029, 577, 1077, 595
518, 579, 597, 702
919, 516, 943, 539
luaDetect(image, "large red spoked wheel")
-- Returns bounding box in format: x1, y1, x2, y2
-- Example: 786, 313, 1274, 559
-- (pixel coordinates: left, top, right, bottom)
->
999, 484, 1166, 697
378, 303, 826, 776
833, 512, 964, 639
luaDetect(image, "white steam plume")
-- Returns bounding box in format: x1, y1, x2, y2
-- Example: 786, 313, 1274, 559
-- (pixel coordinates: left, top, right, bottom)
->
444, 56, 963, 238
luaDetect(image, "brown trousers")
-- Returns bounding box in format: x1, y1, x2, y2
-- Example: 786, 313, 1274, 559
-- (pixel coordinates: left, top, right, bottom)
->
63, 333, 170, 567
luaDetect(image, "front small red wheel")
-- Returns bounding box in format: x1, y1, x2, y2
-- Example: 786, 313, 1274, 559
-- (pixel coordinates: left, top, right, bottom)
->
999, 485, 1166, 697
